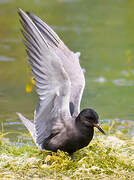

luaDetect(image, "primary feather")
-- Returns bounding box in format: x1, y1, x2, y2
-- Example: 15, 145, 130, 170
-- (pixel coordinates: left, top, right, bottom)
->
24, 10, 85, 116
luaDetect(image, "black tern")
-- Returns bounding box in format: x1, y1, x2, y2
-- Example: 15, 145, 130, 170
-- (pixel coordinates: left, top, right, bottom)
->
17, 8, 105, 157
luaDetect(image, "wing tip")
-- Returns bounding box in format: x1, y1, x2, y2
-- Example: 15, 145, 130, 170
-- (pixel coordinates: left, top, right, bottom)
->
17, 8, 24, 16
16, 112, 21, 117
16, 112, 25, 121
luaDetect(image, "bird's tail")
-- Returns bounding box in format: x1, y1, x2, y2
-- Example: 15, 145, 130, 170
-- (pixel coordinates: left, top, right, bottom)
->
16, 112, 36, 144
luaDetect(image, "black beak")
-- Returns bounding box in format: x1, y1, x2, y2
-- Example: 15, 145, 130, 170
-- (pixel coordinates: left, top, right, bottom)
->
93, 123, 106, 135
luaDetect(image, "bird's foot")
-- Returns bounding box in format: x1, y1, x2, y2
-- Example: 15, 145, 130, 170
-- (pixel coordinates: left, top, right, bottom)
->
69, 153, 75, 160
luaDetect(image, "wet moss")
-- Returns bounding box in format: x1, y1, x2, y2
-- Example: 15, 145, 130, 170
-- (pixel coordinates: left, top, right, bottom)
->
0, 123, 134, 180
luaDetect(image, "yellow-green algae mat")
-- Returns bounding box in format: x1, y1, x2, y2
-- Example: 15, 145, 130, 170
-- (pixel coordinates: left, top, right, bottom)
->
0, 123, 134, 180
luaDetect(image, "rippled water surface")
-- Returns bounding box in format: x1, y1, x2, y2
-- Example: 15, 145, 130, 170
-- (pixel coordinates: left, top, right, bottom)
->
0, 0, 134, 141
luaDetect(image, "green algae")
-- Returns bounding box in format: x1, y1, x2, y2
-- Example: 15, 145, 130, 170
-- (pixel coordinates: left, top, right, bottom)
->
0, 122, 133, 180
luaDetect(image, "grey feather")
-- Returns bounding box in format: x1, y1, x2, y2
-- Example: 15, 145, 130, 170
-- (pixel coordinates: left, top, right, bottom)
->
26, 11, 60, 47
26, 10, 85, 116
16, 113, 36, 144
18, 8, 71, 146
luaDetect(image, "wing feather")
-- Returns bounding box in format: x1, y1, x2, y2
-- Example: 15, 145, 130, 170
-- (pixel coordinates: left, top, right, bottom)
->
18, 8, 71, 146
27, 11, 85, 116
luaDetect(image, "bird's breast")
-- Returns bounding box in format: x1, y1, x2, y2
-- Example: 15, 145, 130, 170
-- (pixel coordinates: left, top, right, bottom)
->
59, 127, 93, 153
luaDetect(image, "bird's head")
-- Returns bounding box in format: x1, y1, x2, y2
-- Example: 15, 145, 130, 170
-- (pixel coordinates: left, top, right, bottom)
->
78, 108, 105, 135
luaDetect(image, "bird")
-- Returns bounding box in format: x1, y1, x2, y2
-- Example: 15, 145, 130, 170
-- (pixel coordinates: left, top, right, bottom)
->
17, 8, 105, 157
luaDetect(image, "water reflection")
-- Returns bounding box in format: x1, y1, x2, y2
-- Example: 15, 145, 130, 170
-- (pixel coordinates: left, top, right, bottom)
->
0, 56, 14, 62
94, 77, 106, 83
113, 79, 134, 86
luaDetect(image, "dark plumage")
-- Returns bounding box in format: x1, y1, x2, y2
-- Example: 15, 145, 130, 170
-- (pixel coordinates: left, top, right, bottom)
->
17, 9, 105, 157
42, 109, 105, 156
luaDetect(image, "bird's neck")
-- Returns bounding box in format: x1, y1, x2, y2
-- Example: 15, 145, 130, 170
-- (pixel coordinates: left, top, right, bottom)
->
75, 115, 94, 137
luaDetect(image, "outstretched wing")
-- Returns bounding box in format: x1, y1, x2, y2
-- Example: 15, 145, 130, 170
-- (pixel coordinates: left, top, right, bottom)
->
18, 8, 71, 146
26, 11, 85, 116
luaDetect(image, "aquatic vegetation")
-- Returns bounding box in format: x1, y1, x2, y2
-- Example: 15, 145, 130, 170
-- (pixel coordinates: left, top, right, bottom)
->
25, 65, 35, 93
0, 122, 133, 179
25, 83, 32, 93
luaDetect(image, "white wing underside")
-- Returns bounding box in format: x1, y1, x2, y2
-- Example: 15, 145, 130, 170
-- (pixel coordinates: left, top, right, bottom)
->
17, 9, 85, 147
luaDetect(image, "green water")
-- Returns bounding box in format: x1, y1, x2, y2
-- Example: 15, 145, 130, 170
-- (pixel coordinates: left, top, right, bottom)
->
0, 0, 134, 141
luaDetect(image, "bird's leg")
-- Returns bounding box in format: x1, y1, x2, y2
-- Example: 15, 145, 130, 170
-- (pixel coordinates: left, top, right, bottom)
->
69, 153, 75, 160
